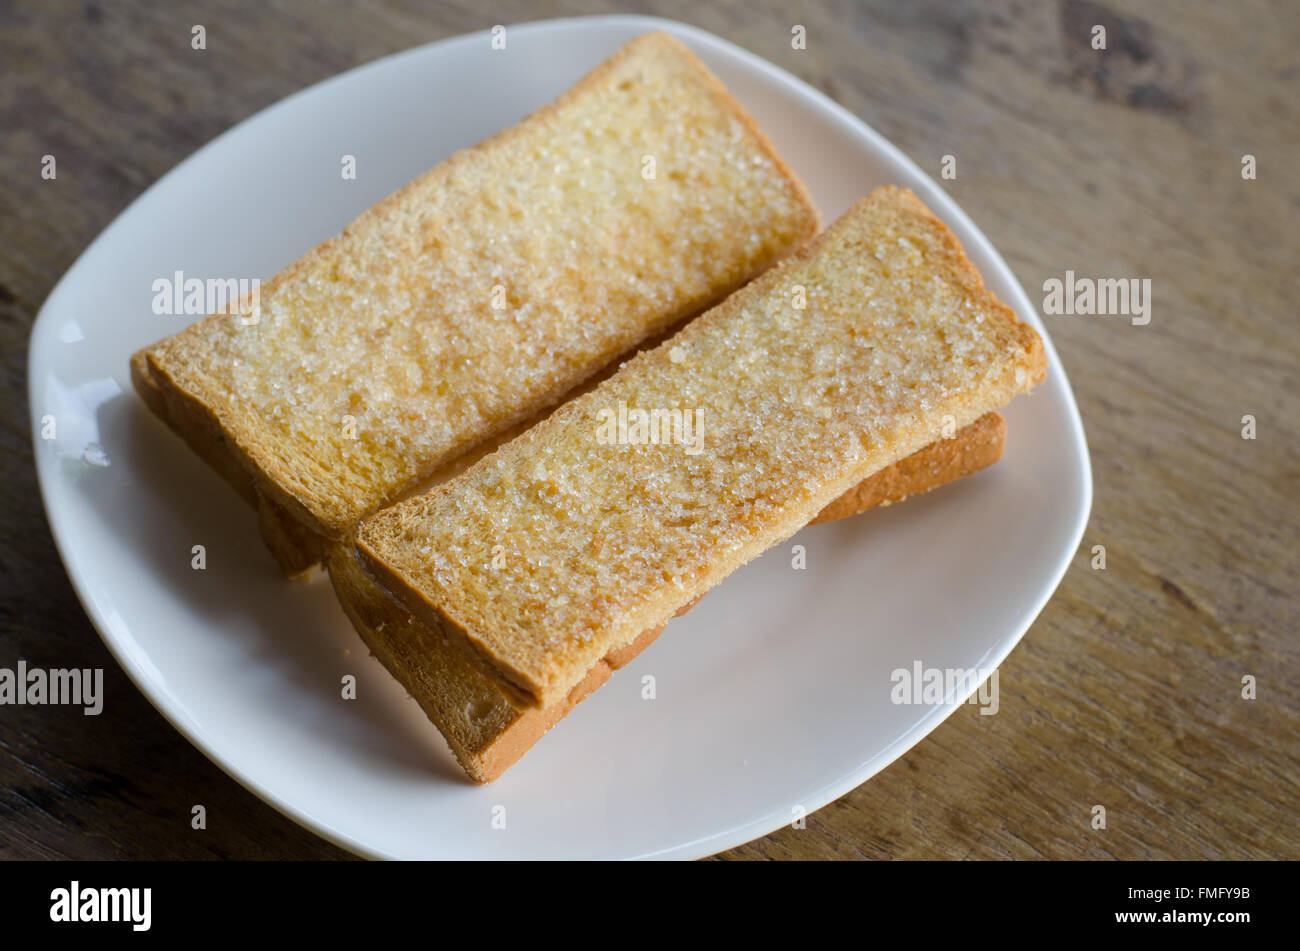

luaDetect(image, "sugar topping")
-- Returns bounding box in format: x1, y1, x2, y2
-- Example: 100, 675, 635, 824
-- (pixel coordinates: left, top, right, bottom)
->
169, 37, 814, 530
363, 189, 1042, 701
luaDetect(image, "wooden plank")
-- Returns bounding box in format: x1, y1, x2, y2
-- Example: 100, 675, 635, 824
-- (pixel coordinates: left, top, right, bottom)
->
1, 0, 1295, 860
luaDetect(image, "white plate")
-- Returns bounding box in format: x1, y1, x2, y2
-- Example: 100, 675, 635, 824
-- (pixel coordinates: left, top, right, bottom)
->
28, 15, 1091, 860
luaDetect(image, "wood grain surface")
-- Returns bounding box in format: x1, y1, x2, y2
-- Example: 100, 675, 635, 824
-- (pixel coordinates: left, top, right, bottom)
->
1, 0, 1296, 860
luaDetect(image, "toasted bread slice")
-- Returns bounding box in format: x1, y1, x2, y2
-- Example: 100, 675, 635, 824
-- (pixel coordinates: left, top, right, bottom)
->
330, 413, 1004, 783
357, 187, 1047, 708
131, 32, 818, 572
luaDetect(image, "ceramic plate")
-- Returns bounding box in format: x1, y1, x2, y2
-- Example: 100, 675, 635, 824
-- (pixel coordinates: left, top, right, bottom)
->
28, 15, 1091, 859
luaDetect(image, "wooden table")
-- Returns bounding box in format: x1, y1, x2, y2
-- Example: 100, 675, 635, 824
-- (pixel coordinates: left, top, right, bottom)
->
2, 0, 1295, 860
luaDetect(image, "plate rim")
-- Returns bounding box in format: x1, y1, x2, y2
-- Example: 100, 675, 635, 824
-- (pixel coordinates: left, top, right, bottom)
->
27, 12, 1093, 860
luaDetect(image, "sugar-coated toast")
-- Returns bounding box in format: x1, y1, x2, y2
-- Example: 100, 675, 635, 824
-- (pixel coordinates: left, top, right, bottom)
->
131, 32, 818, 573
331, 413, 1005, 783
357, 187, 1047, 709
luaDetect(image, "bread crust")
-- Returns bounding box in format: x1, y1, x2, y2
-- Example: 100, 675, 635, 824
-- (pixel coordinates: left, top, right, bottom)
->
810, 411, 1005, 523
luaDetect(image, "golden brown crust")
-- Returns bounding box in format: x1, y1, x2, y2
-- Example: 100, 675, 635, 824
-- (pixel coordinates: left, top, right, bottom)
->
255, 490, 325, 579
811, 412, 1005, 523
131, 350, 259, 509
472, 622, 666, 783
133, 349, 332, 569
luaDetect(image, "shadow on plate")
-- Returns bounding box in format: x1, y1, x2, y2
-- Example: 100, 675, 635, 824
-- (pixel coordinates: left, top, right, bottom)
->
83, 389, 468, 784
